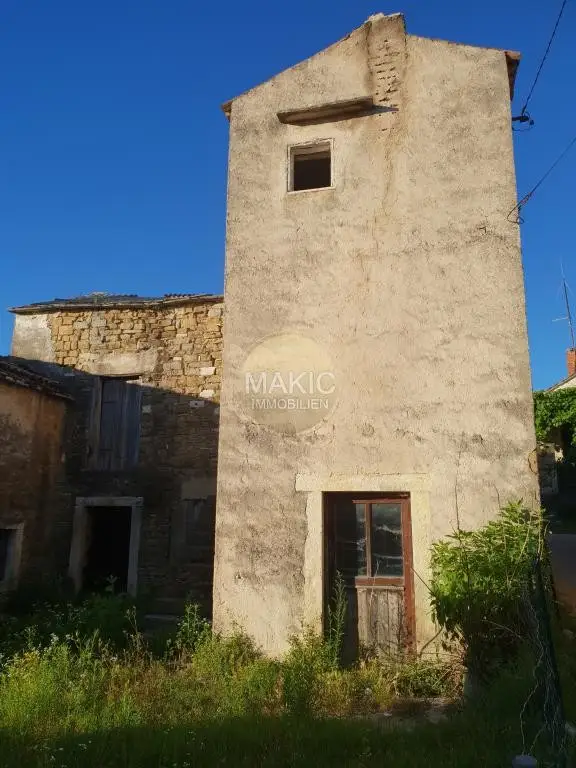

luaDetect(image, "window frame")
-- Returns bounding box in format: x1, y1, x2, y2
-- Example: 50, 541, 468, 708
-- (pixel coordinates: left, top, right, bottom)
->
350, 497, 411, 587
287, 139, 334, 194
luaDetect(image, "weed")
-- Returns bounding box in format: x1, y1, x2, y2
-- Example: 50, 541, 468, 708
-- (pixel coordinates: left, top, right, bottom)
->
326, 571, 347, 668
171, 603, 211, 655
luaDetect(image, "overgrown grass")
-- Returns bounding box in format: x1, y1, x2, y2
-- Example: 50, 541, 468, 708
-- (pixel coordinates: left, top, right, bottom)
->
0, 652, 572, 768
0, 592, 574, 766
0, 593, 462, 765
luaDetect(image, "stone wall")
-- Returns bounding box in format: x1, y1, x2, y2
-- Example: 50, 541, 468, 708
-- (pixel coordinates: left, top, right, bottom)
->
45, 302, 223, 398
11, 298, 224, 611
0, 382, 67, 589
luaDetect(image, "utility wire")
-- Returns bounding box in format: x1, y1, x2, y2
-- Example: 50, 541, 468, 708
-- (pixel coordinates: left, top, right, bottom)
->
513, 0, 568, 124
522, 0, 568, 113
508, 133, 576, 222
563, 278, 576, 349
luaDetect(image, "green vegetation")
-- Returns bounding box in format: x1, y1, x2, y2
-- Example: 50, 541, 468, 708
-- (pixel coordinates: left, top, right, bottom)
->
430, 502, 544, 680
534, 388, 576, 463
0, 503, 575, 766
0, 594, 461, 767
0, 621, 573, 767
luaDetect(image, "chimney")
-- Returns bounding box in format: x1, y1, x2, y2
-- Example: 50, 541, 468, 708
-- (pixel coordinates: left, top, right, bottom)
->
567, 348, 576, 378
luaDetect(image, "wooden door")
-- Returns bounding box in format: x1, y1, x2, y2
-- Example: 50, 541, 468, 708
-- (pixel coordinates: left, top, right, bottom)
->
324, 493, 415, 660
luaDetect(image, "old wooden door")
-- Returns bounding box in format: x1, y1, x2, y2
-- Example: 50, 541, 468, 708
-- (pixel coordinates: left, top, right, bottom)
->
324, 493, 415, 660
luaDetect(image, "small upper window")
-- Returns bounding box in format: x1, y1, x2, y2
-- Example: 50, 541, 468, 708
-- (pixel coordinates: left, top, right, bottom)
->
289, 142, 331, 192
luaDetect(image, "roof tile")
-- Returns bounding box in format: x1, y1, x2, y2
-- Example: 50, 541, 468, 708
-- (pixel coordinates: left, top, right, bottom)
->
0, 357, 71, 400
10, 293, 223, 314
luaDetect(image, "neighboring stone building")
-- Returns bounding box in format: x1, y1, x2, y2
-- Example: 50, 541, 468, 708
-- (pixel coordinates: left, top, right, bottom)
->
10, 293, 223, 612
0, 357, 69, 591
214, 13, 539, 655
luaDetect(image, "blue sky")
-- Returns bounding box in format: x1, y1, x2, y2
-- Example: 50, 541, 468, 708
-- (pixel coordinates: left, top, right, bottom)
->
0, 0, 574, 389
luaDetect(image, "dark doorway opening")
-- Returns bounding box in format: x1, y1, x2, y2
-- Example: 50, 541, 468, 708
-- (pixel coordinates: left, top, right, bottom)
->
83, 506, 131, 593
0, 529, 14, 580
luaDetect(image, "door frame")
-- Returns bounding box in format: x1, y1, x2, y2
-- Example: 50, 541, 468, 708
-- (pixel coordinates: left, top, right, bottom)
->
0, 523, 25, 592
69, 496, 143, 596
296, 473, 431, 648
323, 492, 416, 651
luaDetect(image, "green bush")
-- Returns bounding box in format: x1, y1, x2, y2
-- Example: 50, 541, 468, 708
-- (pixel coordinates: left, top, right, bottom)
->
0, 635, 142, 738
430, 501, 544, 680
534, 388, 576, 463
0, 594, 138, 659
0, 577, 74, 615
282, 629, 340, 715
171, 602, 211, 655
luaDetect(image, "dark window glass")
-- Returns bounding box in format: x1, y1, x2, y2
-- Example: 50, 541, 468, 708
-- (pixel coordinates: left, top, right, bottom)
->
332, 498, 405, 581
334, 500, 367, 582
370, 503, 403, 577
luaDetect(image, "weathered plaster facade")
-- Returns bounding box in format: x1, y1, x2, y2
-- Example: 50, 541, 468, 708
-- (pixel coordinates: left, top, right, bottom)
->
214, 14, 539, 653
10, 295, 223, 611
0, 360, 68, 590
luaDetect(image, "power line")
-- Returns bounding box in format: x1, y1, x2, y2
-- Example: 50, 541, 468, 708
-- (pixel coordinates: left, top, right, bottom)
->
519, 0, 568, 119
508, 132, 576, 222
524, 0, 568, 112
562, 278, 575, 349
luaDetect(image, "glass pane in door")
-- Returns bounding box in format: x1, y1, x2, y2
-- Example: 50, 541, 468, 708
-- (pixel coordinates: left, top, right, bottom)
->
370, 503, 403, 577
334, 500, 367, 582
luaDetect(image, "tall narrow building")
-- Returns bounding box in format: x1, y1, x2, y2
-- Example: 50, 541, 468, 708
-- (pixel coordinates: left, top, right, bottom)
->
214, 13, 538, 654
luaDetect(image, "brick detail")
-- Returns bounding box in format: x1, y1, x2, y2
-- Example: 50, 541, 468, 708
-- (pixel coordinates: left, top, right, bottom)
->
367, 14, 406, 110
567, 348, 576, 378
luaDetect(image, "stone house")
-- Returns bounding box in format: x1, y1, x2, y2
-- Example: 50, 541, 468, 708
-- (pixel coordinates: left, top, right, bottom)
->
0, 357, 69, 591
213, 12, 539, 656
4, 12, 540, 658
9, 293, 223, 613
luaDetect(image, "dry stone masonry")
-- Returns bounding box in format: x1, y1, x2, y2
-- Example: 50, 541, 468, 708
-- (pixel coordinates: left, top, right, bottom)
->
9, 295, 224, 613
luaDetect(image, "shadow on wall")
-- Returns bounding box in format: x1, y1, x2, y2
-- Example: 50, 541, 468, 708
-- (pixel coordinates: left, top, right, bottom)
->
4, 357, 220, 612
